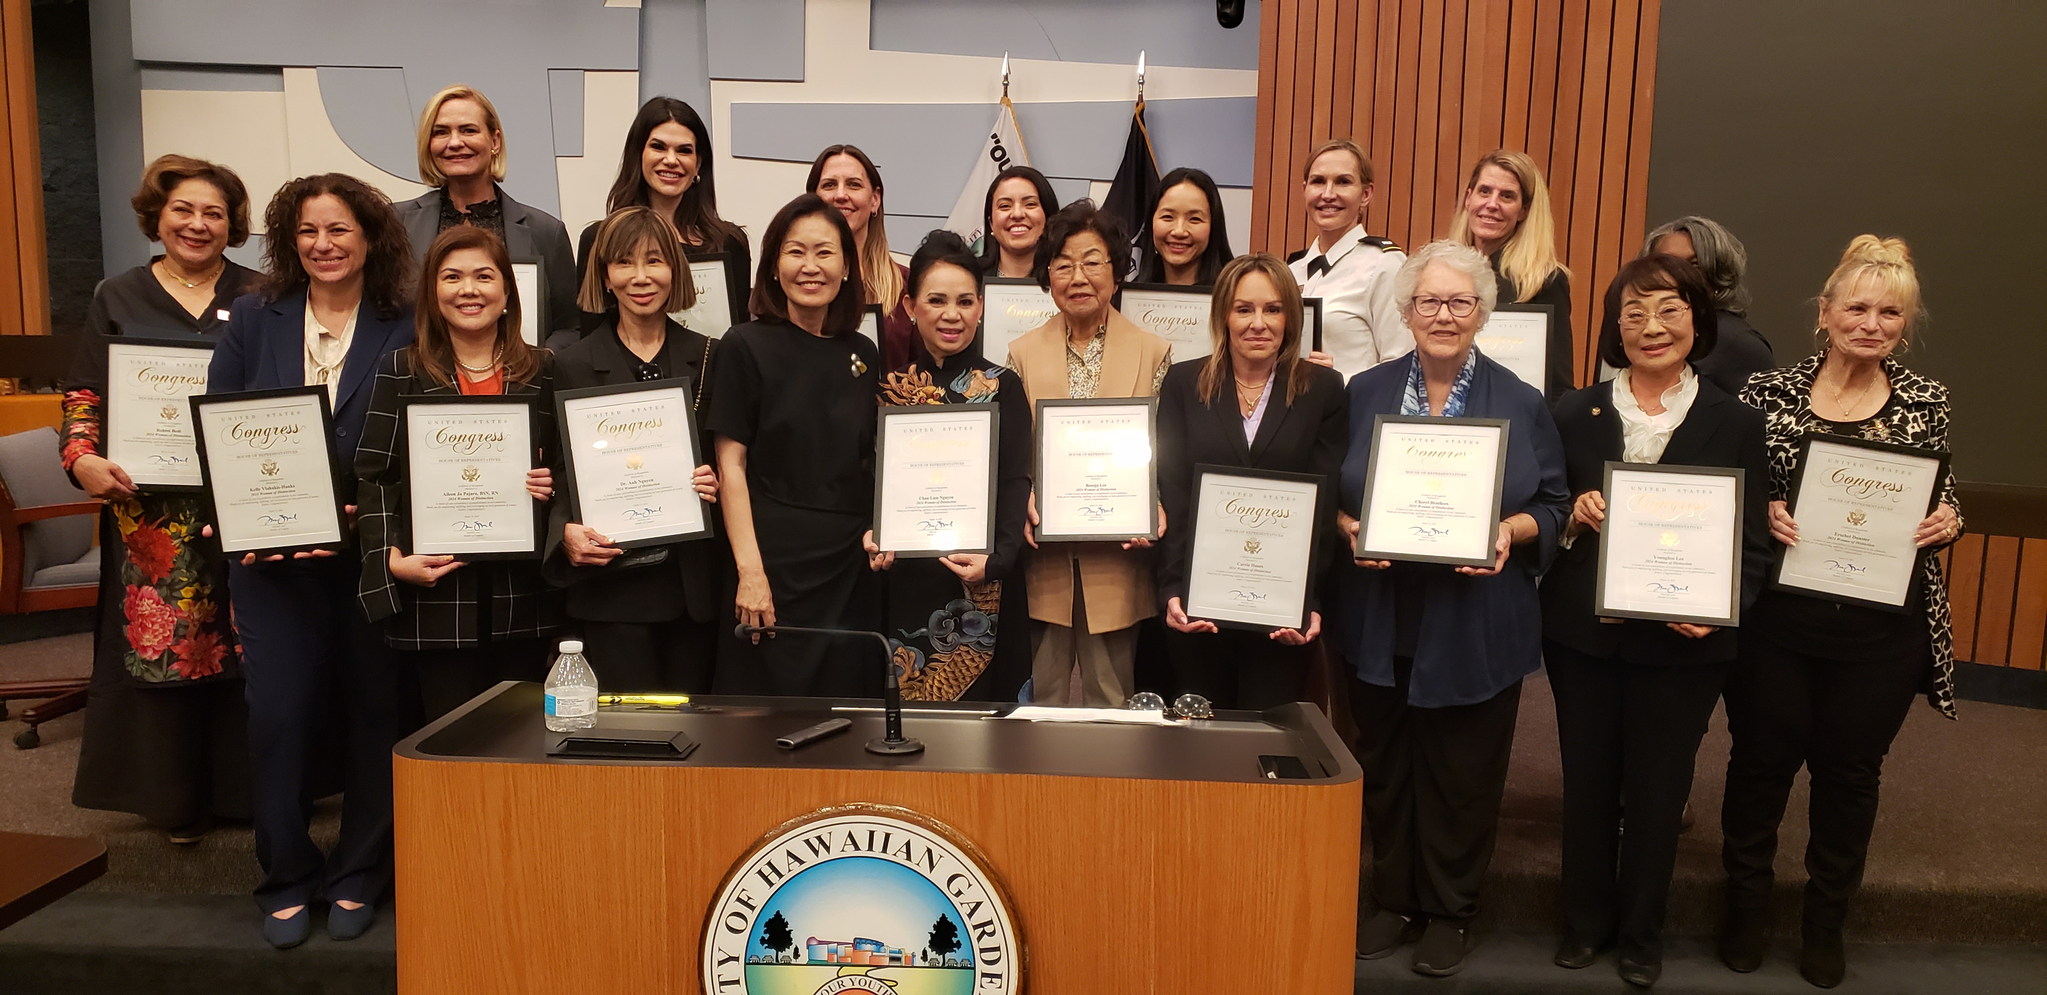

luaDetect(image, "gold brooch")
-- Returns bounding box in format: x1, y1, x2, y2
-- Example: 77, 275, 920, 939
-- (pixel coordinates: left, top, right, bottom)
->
1591, 406, 1602, 416
850, 355, 868, 377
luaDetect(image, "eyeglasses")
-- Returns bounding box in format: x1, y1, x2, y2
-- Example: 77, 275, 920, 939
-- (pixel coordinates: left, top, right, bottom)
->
1410, 295, 1480, 318
634, 361, 663, 382
1619, 302, 1691, 332
1047, 259, 1111, 279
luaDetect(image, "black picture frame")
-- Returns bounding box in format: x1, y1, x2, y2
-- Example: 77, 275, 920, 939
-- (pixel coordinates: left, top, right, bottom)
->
1769, 432, 1949, 613
979, 276, 1056, 365
189, 385, 347, 559
856, 303, 886, 350
508, 255, 546, 348
1302, 297, 1324, 355
1182, 463, 1327, 633
553, 377, 715, 551
674, 251, 740, 336
1117, 282, 1215, 361
871, 404, 1001, 558
1474, 303, 1552, 393
398, 393, 543, 561
1355, 414, 1512, 568
1031, 396, 1161, 543
1592, 460, 1746, 626
102, 334, 217, 493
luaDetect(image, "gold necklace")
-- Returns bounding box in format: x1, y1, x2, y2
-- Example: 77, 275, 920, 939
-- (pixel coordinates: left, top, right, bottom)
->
455, 346, 503, 375
160, 258, 222, 289
1826, 366, 1881, 415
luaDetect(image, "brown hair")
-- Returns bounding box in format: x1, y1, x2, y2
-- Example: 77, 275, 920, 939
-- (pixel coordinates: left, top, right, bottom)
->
1300, 137, 1374, 187
604, 97, 745, 249
1198, 254, 1311, 407
414, 85, 506, 186
805, 144, 902, 308
132, 154, 252, 246
576, 206, 695, 315
260, 173, 414, 319
411, 225, 543, 389
749, 194, 866, 335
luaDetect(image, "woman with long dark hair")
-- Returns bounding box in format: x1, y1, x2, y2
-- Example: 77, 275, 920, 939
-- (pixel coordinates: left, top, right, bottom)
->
1137, 167, 1234, 287
978, 165, 1059, 278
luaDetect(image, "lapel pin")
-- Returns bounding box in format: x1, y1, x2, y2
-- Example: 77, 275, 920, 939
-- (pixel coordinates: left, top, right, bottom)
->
1591, 406, 1602, 416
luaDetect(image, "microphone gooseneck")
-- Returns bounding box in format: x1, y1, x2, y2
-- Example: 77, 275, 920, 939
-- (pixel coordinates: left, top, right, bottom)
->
733, 623, 926, 755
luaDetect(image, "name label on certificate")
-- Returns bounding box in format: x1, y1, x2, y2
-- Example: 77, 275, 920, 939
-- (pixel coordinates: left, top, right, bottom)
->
981, 278, 1056, 366
1357, 415, 1510, 567
557, 379, 711, 549
1475, 304, 1550, 392
873, 405, 999, 556
1185, 466, 1323, 631
1120, 283, 1214, 363
1033, 397, 1159, 542
402, 397, 538, 558
191, 387, 345, 555
671, 254, 735, 338
105, 338, 213, 490
1774, 434, 1946, 611
1595, 462, 1744, 625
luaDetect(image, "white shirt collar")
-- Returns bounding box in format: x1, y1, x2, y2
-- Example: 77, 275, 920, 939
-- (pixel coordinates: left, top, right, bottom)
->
1308, 223, 1369, 268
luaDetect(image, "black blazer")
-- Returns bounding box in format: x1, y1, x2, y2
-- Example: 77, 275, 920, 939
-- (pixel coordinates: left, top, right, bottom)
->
1692, 308, 1775, 397
542, 318, 724, 625
397, 188, 579, 347
1489, 256, 1575, 403
1540, 376, 1773, 665
1155, 357, 1349, 610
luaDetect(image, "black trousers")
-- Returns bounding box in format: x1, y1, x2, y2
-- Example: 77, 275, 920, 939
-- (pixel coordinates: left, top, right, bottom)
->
1720, 632, 1926, 929
1547, 641, 1728, 961
232, 559, 404, 913
412, 638, 550, 725
579, 617, 719, 694
1349, 658, 1522, 921
1166, 627, 1309, 711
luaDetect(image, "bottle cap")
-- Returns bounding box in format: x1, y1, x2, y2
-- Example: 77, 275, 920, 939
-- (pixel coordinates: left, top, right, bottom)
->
559, 639, 584, 654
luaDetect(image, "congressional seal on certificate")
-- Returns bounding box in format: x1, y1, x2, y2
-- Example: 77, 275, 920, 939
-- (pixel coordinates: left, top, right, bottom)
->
873, 405, 998, 556
1184, 465, 1323, 631
103, 337, 213, 490
1032, 397, 1159, 542
190, 386, 345, 556
401, 396, 539, 558
556, 378, 711, 549
1773, 433, 1947, 611
1356, 415, 1510, 567
1594, 462, 1745, 625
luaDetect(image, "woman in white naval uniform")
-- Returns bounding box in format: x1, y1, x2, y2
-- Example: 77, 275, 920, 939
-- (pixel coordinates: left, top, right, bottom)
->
1289, 137, 1410, 384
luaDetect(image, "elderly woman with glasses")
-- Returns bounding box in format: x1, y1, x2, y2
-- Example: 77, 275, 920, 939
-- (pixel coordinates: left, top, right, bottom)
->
1331, 240, 1570, 977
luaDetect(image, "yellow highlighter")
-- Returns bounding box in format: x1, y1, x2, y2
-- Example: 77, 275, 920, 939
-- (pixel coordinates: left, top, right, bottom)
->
596, 693, 692, 709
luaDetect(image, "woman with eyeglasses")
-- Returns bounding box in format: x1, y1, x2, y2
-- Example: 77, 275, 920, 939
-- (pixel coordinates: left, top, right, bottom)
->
1541, 255, 1772, 989
545, 207, 724, 692
1006, 200, 1172, 707
1332, 240, 1569, 976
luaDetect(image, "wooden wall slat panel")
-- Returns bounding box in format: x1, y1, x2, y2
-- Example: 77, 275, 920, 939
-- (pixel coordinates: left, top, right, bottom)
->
1619, 0, 1662, 302
1310, 0, 1342, 163
1333, 0, 1362, 175
1368, 1, 1403, 238
1976, 536, 2022, 667
1947, 533, 1986, 663
1250, 0, 1283, 253
1470, 0, 1512, 169
1562, 0, 1612, 381
2008, 539, 2047, 670
1586, 0, 1636, 383
0, 4, 22, 339
1385, 0, 1424, 249
1527, 0, 1564, 169
1433, 0, 1471, 236
1501, 1, 1534, 151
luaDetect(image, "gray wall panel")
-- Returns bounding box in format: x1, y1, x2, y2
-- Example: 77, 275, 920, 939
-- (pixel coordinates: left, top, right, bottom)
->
136, 65, 285, 91
318, 67, 419, 181
639, 0, 712, 112
548, 69, 585, 157
90, 0, 148, 277
704, 0, 803, 82
869, 0, 1260, 70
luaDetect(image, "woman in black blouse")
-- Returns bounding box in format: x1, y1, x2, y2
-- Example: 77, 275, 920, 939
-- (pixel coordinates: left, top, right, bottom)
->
1720, 236, 1962, 989
63, 154, 262, 843
1136, 167, 1234, 287
978, 166, 1059, 278
707, 195, 882, 696
862, 230, 1033, 701
1448, 149, 1573, 401
1156, 253, 1345, 708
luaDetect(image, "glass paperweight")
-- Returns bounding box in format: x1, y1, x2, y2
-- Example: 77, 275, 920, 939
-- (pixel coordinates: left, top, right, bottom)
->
1126, 691, 1166, 711
1171, 693, 1215, 720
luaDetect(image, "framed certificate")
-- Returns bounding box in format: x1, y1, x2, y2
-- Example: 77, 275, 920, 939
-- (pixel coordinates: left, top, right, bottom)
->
981, 277, 1056, 365
856, 304, 885, 350
671, 252, 735, 338
1773, 433, 1947, 611
510, 258, 545, 347
1594, 462, 1745, 625
1302, 297, 1324, 354
556, 378, 713, 549
1120, 282, 1214, 363
401, 395, 540, 559
103, 337, 213, 491
190, 387, 346, 556
1033, 397, 1159, 543
1356, 415, 1510, 567
1475, 303, 1551, 392
1184, 465, 1323, 631
873, 405, 999, 556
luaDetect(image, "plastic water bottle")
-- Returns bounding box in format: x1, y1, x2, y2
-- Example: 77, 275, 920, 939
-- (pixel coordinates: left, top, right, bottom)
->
543, 639, 598, 732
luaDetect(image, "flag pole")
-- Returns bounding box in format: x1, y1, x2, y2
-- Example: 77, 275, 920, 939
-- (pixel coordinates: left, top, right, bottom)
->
1136, 50, 1146, 102
1002, 52, 1010, 100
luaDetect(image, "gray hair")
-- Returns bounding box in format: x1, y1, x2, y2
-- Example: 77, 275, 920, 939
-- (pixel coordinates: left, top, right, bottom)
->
1643, 215, 1751, 314
1393, 240, 1498, 325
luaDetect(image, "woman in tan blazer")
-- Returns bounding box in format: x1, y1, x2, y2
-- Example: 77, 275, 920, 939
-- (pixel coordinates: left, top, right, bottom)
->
1006, 201, 1173, 706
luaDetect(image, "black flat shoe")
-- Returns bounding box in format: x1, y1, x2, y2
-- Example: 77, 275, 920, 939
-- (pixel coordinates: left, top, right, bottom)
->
1356, 909, 1421, 960
1411, 919, 1469, 977
261, 906, 311, 949
1553, 935, 1606, 969
1718, 906, 1769, 973
1618, 955, 1662, 988
1799, 923, 1846, 988
328, 901, 376, 941
167, 818, 212, 845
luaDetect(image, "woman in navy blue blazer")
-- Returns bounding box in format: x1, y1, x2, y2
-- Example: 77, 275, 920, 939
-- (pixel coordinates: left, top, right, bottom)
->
206, 173, 415, 948
1331, 240, 1570, 976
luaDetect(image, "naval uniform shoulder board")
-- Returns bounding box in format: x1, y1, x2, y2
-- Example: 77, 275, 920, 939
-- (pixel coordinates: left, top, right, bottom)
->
1360, 235, 1402, 252
1284, 247, 1309, 264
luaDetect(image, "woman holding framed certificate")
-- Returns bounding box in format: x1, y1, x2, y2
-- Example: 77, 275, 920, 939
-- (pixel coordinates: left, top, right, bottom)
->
1287, 138, 1409, 383
1448, 150, 1574, 402
356, 225, 562, 721
1156, 254, 1345, 709
1719, 236, 1962, 988
546, 207, 725, 693
207, 173, 416, 947
1331, 240, 1569, 975
862, 230, 1033, 701
62, 154, 262, 844
1540, 256, 1773, 987
707, 195, 883, 696
808, 145, 915, 371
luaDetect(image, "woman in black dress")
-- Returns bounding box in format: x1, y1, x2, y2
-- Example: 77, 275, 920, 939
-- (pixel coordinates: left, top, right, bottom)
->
546, 207, 724, 691
62, 154, 261, 842
862, 230, 1032, 702
1448, 149, 1574, 401
707, 195, 882, 696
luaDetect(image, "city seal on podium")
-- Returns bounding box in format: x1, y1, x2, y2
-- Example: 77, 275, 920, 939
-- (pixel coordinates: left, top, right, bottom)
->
701, 805, 1023, 995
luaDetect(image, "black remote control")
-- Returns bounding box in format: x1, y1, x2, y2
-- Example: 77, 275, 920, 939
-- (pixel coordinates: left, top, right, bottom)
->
775, 717, 853, 750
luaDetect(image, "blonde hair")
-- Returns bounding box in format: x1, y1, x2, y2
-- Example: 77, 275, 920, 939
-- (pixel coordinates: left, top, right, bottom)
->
415, 85, 506, 187
1448, 149, 1568, 302
806, 145, 903, 310
576, 206, 697, 315
1300, 137, 1374, 186
1816, 234, 1926, 347
1197, 254, 1312, 408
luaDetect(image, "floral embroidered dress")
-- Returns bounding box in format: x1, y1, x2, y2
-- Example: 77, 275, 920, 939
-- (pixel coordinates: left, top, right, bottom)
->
877, 351, 1034, 701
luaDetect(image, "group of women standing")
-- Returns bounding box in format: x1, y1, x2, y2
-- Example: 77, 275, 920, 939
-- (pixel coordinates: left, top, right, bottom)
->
56, 85, 1957, 992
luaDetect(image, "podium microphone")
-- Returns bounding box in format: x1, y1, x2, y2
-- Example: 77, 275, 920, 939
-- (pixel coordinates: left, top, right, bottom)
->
734, 623, 925, 755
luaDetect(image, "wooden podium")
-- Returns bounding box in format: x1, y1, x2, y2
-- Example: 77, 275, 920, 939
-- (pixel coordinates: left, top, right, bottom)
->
394, 684, 1362, 993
